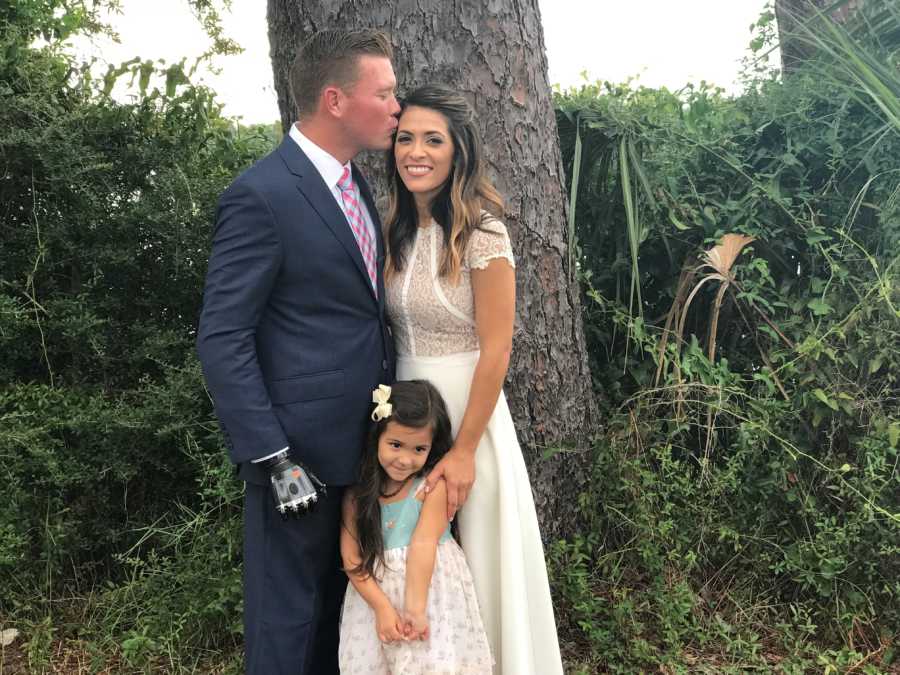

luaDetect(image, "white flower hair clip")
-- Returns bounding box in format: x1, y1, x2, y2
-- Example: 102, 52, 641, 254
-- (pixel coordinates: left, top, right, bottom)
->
371, 384, 393, 421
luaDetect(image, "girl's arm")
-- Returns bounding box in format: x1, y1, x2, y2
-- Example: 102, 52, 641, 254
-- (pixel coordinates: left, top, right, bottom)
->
340, 491, 405, 643
403, 479, 452, 639
426, 257, 515, 519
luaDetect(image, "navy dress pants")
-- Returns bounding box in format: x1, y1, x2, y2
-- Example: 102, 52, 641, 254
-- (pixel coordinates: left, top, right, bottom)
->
242, 482, 346, 675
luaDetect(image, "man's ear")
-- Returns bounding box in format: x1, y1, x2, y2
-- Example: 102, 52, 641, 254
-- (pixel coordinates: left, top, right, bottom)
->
321, 85, 344, 118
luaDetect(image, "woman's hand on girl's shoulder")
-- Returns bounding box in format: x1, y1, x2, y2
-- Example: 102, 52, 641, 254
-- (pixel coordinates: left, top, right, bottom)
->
426, 448, 475, 520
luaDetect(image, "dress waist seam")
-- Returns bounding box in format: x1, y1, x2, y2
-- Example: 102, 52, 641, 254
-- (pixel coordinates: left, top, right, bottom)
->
396, 350, 480, 366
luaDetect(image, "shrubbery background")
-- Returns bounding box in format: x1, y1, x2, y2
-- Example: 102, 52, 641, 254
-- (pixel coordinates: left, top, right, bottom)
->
1, 2, 897, 672
550, 6, 899, 669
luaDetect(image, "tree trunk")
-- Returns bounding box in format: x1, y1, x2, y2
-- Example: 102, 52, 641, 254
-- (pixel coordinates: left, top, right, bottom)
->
775, 0, 865, 72
267, 0, 597, 541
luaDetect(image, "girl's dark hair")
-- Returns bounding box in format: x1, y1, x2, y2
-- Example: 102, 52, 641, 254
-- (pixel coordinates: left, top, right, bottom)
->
348, 379, 453, 579
385, 85, 504, 285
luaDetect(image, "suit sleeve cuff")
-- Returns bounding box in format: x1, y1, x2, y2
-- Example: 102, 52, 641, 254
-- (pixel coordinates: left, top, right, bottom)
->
251, 446, 289, 463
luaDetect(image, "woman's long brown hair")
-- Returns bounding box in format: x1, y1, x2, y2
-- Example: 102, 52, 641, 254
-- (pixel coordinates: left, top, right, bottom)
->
346, 380, 453, 579
385, 85, 504, 285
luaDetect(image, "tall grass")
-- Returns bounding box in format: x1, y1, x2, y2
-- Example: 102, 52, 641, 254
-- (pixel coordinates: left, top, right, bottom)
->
786, 0, 900, 133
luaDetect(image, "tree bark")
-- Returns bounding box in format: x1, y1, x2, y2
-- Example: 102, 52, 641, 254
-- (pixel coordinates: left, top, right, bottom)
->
267, 0, 597, 541
775, 0, 865, 72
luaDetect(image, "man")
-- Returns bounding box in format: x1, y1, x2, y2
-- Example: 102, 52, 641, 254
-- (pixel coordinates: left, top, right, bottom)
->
196, 29, 399, 675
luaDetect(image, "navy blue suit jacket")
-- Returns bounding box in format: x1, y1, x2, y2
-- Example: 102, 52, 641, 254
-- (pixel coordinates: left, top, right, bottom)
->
197, 136, 394, 486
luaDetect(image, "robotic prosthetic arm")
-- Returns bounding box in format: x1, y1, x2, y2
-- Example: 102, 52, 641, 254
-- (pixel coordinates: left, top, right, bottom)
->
260, 450, 327, 518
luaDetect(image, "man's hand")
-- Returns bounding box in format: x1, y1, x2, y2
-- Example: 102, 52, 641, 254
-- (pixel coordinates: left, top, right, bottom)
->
260, 450, 326, 518
425, 447, 475, 521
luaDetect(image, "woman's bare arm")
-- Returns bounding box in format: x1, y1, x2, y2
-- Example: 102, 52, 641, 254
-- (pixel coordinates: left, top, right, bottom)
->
426, 257, 515, 518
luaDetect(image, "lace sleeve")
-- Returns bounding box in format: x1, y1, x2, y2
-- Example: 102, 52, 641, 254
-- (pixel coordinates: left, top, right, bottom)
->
466, 217, 515, 271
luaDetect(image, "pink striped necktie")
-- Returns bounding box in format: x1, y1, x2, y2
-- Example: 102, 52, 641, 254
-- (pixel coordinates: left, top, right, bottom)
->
337, 166, 378, 296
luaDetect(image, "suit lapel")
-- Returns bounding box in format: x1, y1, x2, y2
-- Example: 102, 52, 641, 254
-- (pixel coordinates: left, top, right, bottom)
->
277, 137, 376, 302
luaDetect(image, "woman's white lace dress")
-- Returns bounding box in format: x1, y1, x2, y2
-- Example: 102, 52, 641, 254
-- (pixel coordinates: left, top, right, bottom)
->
385, 216, 564, 675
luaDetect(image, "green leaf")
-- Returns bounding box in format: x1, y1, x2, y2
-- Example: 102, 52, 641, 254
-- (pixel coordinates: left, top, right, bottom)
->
668, 210, 690, 231
798, 335, 819, 356
807, 298, 834, 316
566, 114, 582, 284
889, 423, 900, 449
812, 388, 839, 411
806, 231, 832, 245
165, 62, 189, 98
138, 60, 154, 95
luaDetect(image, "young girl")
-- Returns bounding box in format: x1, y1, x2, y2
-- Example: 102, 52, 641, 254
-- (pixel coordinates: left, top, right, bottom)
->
338, 380, 493, 674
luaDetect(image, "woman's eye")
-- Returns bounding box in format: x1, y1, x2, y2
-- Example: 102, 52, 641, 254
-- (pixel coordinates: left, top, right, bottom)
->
427, 138, 442, 145
389, 441, 401, 448
396, 135, 410, 143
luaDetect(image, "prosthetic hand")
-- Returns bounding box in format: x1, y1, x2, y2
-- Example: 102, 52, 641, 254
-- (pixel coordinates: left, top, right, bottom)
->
260, 450, 326, 518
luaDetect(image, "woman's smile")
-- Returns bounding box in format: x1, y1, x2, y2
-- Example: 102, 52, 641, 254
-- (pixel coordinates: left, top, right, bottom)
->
405, 165, 433, 176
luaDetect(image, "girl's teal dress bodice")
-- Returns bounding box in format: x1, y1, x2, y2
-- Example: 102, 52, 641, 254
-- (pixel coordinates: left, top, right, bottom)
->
381, 477, 452, 550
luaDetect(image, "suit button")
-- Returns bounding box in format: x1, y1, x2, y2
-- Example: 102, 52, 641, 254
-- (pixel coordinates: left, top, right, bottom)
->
382, 359, 388, 370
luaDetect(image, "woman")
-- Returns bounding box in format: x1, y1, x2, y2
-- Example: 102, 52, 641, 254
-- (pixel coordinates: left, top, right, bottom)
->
383, 85, 564, 675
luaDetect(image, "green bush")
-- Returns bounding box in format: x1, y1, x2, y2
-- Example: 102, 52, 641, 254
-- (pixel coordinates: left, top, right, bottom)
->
551, 2, 899, 671
1, 5, 273, 668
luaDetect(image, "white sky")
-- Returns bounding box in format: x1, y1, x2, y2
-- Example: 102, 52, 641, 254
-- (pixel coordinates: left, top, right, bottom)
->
69, 0, 776, 124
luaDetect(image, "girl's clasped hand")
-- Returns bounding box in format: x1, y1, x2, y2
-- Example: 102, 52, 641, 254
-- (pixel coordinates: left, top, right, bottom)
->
374, 602, 428, 643
402, 608, 430, 641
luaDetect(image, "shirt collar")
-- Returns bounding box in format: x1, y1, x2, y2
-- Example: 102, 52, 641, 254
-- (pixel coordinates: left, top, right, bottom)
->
288, 124, 351, 190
